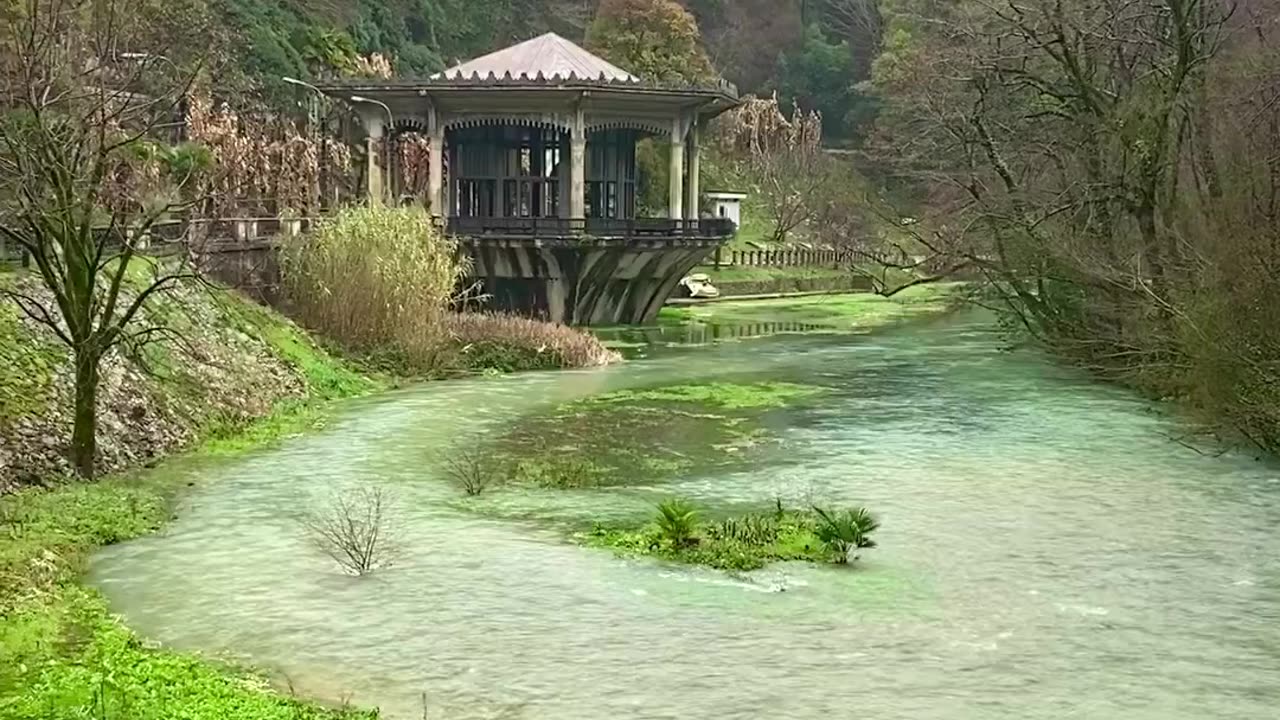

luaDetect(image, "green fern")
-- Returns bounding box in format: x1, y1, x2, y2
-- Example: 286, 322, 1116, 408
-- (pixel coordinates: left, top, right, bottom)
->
655, 498, 700, 548
812, 506, 880, 564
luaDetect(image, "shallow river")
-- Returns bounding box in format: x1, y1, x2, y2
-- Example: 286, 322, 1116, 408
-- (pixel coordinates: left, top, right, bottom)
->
91, 308, 1280, 719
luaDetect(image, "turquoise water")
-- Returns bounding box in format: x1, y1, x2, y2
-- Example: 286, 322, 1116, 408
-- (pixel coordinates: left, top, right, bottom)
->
90, 309, 1280, 719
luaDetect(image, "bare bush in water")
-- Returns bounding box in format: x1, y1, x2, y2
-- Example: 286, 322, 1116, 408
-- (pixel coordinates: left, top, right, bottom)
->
442, 444, 503, 496
280, 206, 468, 373
303, 486, 400, 575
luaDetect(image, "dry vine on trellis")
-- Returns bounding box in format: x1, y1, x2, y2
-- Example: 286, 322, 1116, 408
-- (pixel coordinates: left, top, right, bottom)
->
185, 94, 352, 217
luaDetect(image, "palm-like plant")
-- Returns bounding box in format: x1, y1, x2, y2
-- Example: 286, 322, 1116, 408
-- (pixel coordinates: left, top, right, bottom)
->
812, 507, 880, 564
655, 498, 700, 548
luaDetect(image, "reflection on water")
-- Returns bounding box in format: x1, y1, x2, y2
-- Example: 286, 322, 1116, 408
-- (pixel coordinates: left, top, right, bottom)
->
90, 311, 1280, 720
598, 319, 828, 351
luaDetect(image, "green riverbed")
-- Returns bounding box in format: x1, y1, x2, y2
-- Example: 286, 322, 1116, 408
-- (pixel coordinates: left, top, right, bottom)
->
88, 296, 1280, 719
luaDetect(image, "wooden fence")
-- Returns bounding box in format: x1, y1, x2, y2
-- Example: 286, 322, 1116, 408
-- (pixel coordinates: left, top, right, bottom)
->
722, 249, 844, 268
713, 246, 915, 269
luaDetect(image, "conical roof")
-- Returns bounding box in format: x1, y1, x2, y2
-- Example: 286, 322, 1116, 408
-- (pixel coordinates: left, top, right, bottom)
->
434, 33, 639, 83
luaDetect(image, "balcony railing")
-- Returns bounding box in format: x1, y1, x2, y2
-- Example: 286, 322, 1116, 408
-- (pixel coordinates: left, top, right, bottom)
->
446, 216, 736, 241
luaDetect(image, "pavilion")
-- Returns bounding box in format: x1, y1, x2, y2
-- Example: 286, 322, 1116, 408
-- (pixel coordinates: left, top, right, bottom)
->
317, 33, 740, 325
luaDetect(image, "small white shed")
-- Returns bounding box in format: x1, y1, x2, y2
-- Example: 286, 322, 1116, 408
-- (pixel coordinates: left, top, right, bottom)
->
705, 191, 747, 228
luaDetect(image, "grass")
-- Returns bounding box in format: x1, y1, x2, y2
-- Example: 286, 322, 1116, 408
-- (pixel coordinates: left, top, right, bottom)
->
0, 438, 378, 719
198, 398, 334, 455
218, 293, 378, 402
0, 300, 61, 423
1, 586, 373, 720
662, 284, 960, 331
697, 265, 852, 284
0, 294, 381, 719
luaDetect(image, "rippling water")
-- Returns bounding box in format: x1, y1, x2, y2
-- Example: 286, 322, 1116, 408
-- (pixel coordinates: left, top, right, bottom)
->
90, 309, 1280, 719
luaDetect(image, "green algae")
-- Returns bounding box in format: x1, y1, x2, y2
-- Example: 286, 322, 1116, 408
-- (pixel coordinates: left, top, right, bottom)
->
483, 382, 823, 489
583, 381, 824, 410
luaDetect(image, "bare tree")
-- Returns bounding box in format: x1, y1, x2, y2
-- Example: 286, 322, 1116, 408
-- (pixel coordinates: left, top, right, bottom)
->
0, 0, 207, 477
864, 0, 1280, 449
715, 95, 828, 243
821, 0, 884, 78
440, 442, 504, 496
303, 486, 400, 576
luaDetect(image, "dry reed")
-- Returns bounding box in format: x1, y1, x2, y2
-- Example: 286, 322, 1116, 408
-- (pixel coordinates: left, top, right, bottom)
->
445, 313, 622, 371
281, 206, 467, 372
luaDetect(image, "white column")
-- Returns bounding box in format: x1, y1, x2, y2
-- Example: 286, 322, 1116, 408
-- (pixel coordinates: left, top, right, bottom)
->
669, 116, 686, 221
428, 127, 444, 218
443, 143, 454, 216
686, 121, 701, 221
570, 108, 586, 221
362, 113, 385, 205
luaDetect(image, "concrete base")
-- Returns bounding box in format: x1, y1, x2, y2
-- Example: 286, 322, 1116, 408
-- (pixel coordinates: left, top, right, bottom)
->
466, 237, 724, 325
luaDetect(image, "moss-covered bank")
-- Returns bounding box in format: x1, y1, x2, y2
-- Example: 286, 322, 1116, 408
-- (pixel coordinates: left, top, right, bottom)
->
698, 265, 874, 297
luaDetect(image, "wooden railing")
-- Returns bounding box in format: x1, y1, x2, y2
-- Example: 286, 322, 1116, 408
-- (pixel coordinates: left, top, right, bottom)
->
1, 215, 743, 265
0, 217, 315, 266
446, 216, 736, 240
725, 249, 844, 268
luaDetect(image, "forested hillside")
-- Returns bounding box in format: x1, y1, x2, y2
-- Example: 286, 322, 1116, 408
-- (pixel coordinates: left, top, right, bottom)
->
158, 0, 877, 142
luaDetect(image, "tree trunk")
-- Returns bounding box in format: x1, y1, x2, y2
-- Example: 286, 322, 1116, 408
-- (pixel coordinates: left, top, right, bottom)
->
71, 347, 100, 479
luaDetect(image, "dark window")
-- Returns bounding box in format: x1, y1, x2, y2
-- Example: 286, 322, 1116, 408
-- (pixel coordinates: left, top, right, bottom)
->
450, 125, 566, 219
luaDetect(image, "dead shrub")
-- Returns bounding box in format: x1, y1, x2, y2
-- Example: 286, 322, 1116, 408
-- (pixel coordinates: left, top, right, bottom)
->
444, 313, 622, 372
302, 486, 399, 576
441, 444, 504, 496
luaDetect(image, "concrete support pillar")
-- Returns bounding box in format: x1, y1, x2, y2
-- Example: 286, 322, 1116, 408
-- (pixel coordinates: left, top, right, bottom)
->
428, 121, 445, 218
547, 279, 568, 324
362, 113, 385, 205
570, 107, 586, 221
669, 116, 686, 221
686, 121, 701, 221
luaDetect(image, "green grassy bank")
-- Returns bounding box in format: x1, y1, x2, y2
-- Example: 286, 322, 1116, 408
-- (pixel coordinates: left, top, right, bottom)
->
690, 265, 872, 297
0, 256, 630, 718
660, 283, 962, 331
0, 281, 382, 718
0, 398, 378, 720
